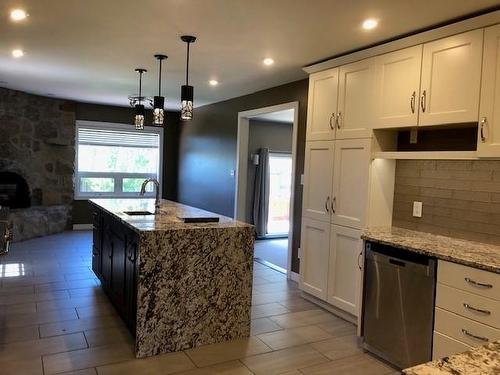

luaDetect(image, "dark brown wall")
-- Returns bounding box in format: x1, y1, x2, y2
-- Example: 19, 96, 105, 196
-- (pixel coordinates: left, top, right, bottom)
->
73, 102, 181, 224
177, 79, 309, 273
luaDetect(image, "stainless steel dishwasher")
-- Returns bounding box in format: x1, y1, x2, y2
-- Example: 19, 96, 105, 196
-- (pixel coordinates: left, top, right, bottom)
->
363, 241, 436, 369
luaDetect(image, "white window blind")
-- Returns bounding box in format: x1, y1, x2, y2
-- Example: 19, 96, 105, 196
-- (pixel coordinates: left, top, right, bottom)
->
75, 122, 163, 199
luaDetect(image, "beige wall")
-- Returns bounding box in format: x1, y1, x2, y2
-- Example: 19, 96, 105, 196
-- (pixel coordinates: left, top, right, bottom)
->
393, 160, 500, 245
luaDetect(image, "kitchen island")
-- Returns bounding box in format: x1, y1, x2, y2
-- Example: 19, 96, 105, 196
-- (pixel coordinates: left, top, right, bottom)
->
89, 198, 255, 358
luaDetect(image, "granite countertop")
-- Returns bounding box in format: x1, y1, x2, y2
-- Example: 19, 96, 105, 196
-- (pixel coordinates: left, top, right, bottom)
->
89, 198, 253, 233
362, 227, 500, 274
403, 341, 500, 374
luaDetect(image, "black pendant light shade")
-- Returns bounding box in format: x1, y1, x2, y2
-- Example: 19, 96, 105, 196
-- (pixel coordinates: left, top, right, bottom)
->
153, 54, 167, 126
180, 35, 196, 121
134, 68, 147, 130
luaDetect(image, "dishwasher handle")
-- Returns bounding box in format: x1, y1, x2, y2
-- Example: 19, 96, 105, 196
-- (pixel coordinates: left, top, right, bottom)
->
366, 245, 436, 275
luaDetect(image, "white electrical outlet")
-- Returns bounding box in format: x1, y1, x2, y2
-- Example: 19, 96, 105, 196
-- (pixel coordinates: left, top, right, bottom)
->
413, 201, 423, 218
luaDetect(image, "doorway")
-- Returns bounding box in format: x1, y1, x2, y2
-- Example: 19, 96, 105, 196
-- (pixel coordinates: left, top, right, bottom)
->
234, 102, 298, 277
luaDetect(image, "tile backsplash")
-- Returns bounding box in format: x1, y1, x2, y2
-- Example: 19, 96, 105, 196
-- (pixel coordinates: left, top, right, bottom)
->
392, 160, 500, 245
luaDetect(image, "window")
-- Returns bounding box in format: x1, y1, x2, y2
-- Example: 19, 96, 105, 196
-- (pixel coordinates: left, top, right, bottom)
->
75, 121, 163, 199
267, 152, 292, 236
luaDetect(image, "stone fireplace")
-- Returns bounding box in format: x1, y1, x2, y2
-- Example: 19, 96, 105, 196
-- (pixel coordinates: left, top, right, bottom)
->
0, 87, 76, 241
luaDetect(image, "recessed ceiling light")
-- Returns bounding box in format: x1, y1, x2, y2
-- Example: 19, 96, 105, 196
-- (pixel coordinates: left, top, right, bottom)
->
12, 49, 24, 58
263, 58, 274, 66
10, 9, 28, 22
209, 79, 219, 86
362, 18, 378, 30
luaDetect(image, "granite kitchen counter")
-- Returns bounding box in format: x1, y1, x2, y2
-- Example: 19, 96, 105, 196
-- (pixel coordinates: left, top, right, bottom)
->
89, 198, 252, 232
89, 198, 255, 358
362, 227, 500, 274
403, 341, 500, 374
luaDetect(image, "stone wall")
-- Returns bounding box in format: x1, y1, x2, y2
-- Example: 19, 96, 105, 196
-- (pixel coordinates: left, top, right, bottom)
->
0, 87, 75, 240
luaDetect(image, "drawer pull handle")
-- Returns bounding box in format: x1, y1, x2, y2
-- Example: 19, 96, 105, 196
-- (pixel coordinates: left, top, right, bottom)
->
461, 329, 489, 342
463, 303, 491, 315
465, 277, 493, 289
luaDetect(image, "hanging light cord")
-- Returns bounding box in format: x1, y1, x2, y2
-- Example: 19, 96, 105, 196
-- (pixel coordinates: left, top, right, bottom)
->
185, 42, 190, 85
158, 59, 162, 97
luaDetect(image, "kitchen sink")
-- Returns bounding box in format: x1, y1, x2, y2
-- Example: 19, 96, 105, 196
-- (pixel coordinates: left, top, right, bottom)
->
123, 210, 154, 216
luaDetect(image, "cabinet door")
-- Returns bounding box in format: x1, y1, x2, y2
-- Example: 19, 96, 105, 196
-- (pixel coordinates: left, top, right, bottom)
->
306, 68, 339, 141
110, 228, 126, 309
332, 139, 371, 229
299, 218, 330, 300
327, 225, 363, 316
337, 58, 375, 139
302, 141, 334, 222
374, 45, 422, 129
101, 225, 112, 288
478, 24, 500, 157
125, 236, 138, 334
91, 210, 102, 278
419, 29, 483, 126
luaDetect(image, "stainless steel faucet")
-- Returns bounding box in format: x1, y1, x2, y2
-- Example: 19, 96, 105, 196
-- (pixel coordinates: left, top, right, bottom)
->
140, 178, 161, 214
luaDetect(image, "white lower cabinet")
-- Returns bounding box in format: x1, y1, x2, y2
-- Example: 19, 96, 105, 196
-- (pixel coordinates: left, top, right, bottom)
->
299, 218, 330, 300
299, 218, 362, 318
433, 260, 500, 359
326, 225, 362, 316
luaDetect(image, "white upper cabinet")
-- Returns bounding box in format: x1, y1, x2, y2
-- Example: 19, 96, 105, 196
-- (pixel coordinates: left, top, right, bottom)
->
327, 225, 363, 316
302, 141, 335, 222
300, 218, 330, 300
419, 29, 483, 126
337, 58, 375, 139
306, 68, 339, 141
331, 139, 371, 229
374, 45, 423, 129
478, 24, 500, 157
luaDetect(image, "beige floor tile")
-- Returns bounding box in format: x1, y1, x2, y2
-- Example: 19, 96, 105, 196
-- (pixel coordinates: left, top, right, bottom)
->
315, 318, 356, 337
185, 337, 272, 367
0, 301, 37, 315
1, 356, 43, 375
76, 304, 117, 319
84, 326, 134, 347
310, 335, 362, 361
251, 317, 283, 336
241, 345, 329, 375
278, 298, 318, 312
0, 285, 35, 296
0, 332, 87, 361
0, 324, 40, 344
299, 353, 397, 375
174, 360, 253, 375
96, 351, 195, 375
279, 371, 302, 375
1, 307, 78, 328
60, 369, 98, 375
39, 315, 124, 338
0, 290, 70, 306
251, 302, 290, 319
257, 325, 332, 350
37, 295, 107, 312
269, 309, 337, 329
43, 343, 135, 374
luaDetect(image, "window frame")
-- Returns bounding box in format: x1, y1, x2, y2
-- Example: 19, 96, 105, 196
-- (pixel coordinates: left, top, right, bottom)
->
74, 120, 164, 200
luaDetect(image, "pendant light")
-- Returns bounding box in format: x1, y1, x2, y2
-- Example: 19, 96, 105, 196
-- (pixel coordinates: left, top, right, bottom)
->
133, 68, 147, 130
180, 35, 196, 121
153, 54, 168, 126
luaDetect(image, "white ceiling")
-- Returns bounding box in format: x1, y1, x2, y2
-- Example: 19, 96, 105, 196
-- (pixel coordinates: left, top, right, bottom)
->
1, 0, 498, 110
251, 109, 294, 124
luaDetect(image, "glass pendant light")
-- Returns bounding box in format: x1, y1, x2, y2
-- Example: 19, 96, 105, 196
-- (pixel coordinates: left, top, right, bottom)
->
180, 35, 196, 121
134, 68, 147, 130
153, 54, 167, 126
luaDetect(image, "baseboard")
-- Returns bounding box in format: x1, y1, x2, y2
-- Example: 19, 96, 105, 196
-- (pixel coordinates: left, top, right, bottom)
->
300, 291, 357, 325
73, 224, 92, 231
289, 271, 300, 282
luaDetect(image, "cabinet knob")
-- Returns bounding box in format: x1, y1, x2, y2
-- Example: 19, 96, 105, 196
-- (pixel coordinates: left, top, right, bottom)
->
465, 276, 492, 289
329, 113, 335, 130
420, 90, 426, 113
336, 112, 342, 129
410, 91, 416, 114
325, 196, 330, 213
461, 329, 489, 342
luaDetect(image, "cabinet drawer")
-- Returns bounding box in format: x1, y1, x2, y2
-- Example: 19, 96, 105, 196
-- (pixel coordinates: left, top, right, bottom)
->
436, 283, 500, 329
438, 260, 500, 301
432, 331, 472, 360
435, 307, 500, 348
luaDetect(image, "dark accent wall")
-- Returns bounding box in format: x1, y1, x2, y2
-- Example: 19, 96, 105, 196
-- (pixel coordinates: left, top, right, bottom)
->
246, 119, 293, 224
73, 103, 181, 224
177, 79, 308, 273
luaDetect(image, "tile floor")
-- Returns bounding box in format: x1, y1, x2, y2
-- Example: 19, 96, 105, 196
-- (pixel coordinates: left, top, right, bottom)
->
0, 231, 399, 375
